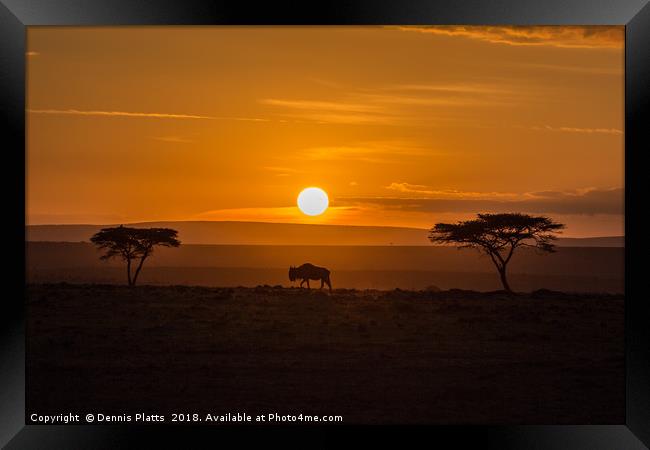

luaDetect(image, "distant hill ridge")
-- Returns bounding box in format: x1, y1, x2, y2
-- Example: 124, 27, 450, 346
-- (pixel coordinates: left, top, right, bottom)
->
26, 221, 624, 247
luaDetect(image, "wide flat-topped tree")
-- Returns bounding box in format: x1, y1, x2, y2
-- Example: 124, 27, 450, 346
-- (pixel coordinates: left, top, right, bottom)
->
429, 213, 565, 293
90, 226, 181, 286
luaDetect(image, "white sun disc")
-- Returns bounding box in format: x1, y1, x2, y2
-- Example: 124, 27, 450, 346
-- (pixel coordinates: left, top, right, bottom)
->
297, 187, 329, 216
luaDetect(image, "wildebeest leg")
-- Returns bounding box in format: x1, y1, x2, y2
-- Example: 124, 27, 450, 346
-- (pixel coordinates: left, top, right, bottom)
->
325, 276, 332, 292
306, 279, 310, 289
320, 279, 324, 289
300, 279, 305, 288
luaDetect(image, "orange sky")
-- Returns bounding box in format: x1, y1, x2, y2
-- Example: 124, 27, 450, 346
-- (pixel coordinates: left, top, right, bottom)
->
27, 26, 624, 237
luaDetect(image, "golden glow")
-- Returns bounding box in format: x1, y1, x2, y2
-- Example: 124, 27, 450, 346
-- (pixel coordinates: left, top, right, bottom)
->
26, 26, 624, 237
297, 187, 329, 216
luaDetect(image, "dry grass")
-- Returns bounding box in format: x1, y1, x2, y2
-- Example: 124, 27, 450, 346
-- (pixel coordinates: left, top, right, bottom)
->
27, 284, 624, 424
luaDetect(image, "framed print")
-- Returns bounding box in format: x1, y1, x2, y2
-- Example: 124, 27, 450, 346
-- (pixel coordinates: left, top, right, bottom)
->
1, 0, 649, 448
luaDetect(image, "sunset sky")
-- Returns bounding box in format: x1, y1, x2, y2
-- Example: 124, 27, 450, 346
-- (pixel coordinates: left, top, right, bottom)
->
27, 26, 624, 237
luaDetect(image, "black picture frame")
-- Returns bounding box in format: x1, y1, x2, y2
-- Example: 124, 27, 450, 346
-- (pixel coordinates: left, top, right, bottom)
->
1, 1, 648, 448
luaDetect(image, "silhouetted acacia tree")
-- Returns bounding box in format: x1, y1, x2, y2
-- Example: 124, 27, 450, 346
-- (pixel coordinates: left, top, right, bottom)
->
90, 226, 181, 286
130, 228, 181, 286
428, 213, 564, 293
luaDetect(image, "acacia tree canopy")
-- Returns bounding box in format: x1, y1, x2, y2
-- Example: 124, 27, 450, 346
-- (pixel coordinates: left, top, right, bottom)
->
90, 225, 141, 262
428, 213, 565, 293
90, 226, 181, 286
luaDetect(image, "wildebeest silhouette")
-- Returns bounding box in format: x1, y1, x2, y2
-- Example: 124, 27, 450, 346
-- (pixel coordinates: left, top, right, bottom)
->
289, 263, 332, 292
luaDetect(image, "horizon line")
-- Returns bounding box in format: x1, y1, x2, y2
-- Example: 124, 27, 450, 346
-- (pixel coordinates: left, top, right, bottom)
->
25, 220, 623, 240
26, 219, 429, 230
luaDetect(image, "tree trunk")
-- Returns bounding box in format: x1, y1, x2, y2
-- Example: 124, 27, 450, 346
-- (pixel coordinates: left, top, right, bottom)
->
126, 258, 133, 287
132, 255, 147, 287
498, 266, 512, 293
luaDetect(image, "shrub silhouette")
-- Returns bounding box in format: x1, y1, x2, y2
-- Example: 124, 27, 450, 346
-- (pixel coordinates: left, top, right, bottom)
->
90, 226, 181, 286
429, 213, 564, 293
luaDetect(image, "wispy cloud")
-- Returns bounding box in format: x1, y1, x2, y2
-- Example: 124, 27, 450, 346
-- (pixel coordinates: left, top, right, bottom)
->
512, 62, 622, 76
391, 26, 623, 49
26, 51, 40, 57
302, 146, 391, 163
384, 83, 512, 95
356, 92, 507, 107
367, 82, 553, 109
28, 108, 269, 122
532, 125, 622, 135
261, 99, 381, 114
260, 78, 551, 126
385, 182, 518, 199
298, 141, 430, 164
260, 92, 502, 126
288, 112, 397, 125
260, 98, 391, 125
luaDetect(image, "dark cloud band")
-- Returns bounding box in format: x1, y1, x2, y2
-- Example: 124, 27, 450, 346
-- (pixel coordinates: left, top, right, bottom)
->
336, 188, 623, 216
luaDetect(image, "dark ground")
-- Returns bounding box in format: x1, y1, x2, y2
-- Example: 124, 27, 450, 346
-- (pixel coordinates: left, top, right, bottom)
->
27, 284, 624, 424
